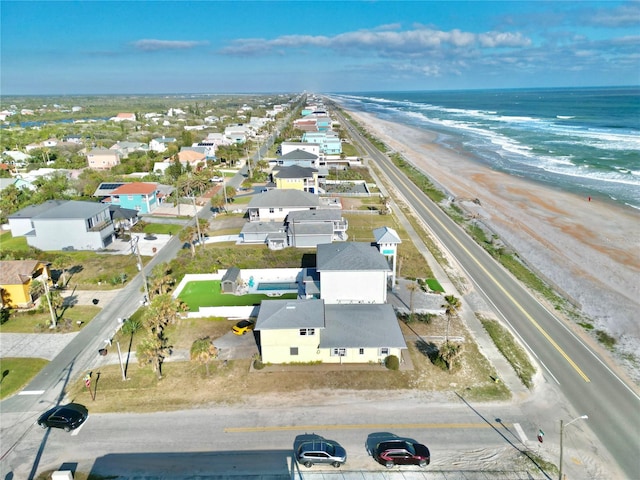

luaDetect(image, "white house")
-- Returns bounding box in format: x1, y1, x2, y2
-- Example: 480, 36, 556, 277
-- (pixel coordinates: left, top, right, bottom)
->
149, 136, 177, 153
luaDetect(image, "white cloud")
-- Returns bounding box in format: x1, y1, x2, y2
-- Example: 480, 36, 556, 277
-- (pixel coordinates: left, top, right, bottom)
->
219, 25, 531, 56
131, 39, 209, 52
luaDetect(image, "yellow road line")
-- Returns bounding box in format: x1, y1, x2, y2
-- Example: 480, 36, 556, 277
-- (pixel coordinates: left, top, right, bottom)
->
382, 153, 591, 383
225, 423, 505, 433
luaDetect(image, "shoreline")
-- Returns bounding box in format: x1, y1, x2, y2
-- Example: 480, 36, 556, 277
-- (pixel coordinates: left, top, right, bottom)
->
345, 109, 640, 382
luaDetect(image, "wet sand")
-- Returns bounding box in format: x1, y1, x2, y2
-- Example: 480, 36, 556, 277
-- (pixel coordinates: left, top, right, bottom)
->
346, 110, 640, 380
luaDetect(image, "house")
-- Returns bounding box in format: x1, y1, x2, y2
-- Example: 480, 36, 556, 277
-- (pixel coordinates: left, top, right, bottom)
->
286, 210, 348, 248
0, 260, 51, 308
246, 189, 321, 222
178, 149, 206, 168
149, 136, 177, 153
8, 200, 114, 251
224, 124, 251, 144
94, 182, 160, 214
239, 221, 287, 248
110, 113, 136, 122
110, 141, 148, 159
87, 148, 121, 170
2, 150, 31, 166
255, 297, 405, 364
302, 131, 342, 155
272, 165, 319, 193
280, 142, 320, 158
274, 149, 319, 169
316, 242, 390, 304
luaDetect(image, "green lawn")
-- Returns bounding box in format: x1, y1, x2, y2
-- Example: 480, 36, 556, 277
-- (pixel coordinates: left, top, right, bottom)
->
178, 280, 297, 311
0, 305, 101, 333
0, 358, 49, 400
0, 231, 29, 253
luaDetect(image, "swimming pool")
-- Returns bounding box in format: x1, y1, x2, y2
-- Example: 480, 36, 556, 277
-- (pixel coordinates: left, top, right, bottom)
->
257, 282, 298, 291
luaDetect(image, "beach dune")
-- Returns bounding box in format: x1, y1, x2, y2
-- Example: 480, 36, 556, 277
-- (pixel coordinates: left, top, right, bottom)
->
347, 110, 640, 380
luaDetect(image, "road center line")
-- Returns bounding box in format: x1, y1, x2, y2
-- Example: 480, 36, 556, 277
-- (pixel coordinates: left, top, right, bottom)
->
225, 422, 506, 433
383, 160, 591, 383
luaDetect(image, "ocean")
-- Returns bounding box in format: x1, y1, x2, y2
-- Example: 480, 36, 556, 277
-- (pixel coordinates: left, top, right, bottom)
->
329, 87, 640, 210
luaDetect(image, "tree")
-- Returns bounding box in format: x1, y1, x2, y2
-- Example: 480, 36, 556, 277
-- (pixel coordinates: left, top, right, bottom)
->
406, 281, 420, 323
149, 263, 174, 298
443, 295, 461, 342
190, 337, 218, 376
439, 341, 463, 372
211, 194, 226, 213
180, 225, 198, 258
137, 294, 182, 379
137, 334, 171, 380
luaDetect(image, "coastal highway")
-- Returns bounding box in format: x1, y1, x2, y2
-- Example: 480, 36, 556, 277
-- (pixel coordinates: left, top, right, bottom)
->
330, 106, 640, 478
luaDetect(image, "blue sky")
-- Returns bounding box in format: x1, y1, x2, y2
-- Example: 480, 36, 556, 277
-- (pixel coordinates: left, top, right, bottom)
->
2, 1, 639, 95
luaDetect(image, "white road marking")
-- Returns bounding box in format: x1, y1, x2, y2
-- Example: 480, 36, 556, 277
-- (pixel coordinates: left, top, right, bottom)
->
19, 390, 45, 395
514, 423, 529, 444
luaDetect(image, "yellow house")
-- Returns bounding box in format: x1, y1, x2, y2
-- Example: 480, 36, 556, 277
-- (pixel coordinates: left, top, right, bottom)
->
273, 165, 319, 193
0, 260, 51, 308
256, 299, 406, 365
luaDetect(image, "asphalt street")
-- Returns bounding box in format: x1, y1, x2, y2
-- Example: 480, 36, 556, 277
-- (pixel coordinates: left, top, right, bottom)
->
330, 106, 639, 478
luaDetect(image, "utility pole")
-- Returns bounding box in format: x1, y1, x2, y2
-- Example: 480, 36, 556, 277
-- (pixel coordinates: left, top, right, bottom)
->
190, 196, 204, 249
41, 270, 57, 328
133, 236, 150, 303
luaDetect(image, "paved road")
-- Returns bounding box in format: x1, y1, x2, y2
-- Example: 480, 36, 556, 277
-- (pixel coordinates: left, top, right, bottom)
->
329, 104, 640, 479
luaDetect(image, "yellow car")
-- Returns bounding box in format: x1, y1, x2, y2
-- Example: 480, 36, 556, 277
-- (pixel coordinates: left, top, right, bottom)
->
232, 319, 255, 335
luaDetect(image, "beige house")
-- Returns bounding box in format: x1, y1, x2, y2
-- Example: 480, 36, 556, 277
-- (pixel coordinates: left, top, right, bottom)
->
87, 149, 120, 170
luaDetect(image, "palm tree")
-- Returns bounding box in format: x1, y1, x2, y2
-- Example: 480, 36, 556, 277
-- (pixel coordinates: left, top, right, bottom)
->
149, 263, 174, 298
406, 281, 420, 323
179, 225, 198, 258
138, 294, 182, 379
443, 295, 461, 342
190, 337, 219, 376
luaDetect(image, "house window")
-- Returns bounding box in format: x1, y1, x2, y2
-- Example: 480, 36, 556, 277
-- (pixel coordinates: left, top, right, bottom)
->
379, 347, 390, 356
299, 328, 315, 336
359, 348, 365, 355
269, 208, 275, 213
290, 347, 299, 356
331, 348, 346, 357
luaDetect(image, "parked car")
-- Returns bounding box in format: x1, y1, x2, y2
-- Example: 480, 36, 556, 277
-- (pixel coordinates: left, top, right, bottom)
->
210, 176, 224, 183
296, 439, 347, 468
373, 439, 430, 468
37, 403, 88, 432
232, 319, 255, 335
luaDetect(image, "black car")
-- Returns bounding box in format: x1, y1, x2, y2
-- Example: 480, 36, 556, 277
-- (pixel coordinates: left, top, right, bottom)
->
37, 403, 88, 432
373, 439, 430, 468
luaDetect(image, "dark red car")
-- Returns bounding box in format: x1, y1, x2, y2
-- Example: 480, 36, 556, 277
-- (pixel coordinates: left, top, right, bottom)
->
373, 439, 430, 468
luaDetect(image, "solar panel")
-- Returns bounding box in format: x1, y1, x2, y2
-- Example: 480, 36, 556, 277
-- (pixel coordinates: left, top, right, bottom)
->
99, 183, 125, 190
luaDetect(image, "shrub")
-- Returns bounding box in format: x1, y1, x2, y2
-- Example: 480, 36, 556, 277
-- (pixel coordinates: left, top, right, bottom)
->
252, 355, 265, 370
384, 355, 400, 370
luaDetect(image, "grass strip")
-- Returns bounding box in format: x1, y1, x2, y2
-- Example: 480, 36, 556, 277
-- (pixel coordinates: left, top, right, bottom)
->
480, 317, 536, 389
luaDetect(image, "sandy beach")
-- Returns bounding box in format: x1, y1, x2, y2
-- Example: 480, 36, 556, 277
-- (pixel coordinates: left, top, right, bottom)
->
346, 110, 640, 382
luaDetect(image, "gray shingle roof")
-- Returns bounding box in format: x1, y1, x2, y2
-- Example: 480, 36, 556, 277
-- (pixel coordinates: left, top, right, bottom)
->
248, 189, 320, 209
316, 242, 390, 272
273, 165, 317, 179
373, 226, 402, 244
287, 209, 342, 223
320, 304, 406, 349
33, 200, 109, 219
8, 200, 67, 219
255, 299, 325, 330
279, 149, 318, 161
